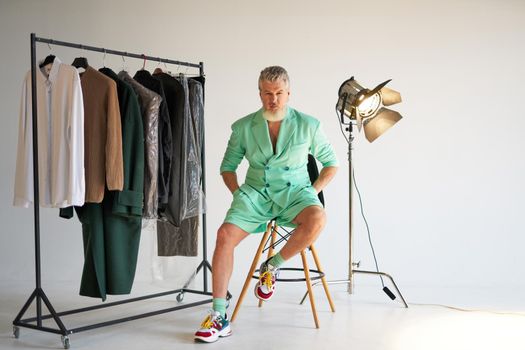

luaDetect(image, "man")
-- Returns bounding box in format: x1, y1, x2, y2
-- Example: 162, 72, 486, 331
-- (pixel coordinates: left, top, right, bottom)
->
195, 66, 338, 343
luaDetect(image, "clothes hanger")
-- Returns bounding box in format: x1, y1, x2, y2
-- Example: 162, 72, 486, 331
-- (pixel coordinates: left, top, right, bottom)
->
39, 43, 55, 68
178, 66, 190, 79
102, 49, 107, 68
120, 54, 127, 72
71, 56, 88, 69
135, 54, 150, 73
39, 55, 56, 68
71, 45, 89, 70
167, 64, 180, 78
153, 57, 163, 75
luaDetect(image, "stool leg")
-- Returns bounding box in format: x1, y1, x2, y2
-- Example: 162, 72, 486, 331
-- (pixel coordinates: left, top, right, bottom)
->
301, 250, 320, 328
259, 223, 277, 308
309, 245, 336, 313
231, 222, 272, 323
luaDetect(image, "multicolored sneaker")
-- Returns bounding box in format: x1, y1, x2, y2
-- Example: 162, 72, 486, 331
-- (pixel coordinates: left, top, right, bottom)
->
255, 258, 280, 301
194, 310, 232, 343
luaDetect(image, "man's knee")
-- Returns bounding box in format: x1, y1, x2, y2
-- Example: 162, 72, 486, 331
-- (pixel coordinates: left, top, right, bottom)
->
297, 206, 326, 232
215, 224, 246, 250
309, 207, 326, 232
216, 226, 232, 249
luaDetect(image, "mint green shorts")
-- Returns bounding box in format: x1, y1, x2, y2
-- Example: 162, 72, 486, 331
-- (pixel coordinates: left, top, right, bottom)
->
223, 185, 322, 234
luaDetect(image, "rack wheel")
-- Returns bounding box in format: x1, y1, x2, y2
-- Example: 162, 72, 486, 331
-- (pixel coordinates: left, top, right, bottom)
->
61, 335, 70, 349
176, 292, 185, 302
13, 326, 20, 339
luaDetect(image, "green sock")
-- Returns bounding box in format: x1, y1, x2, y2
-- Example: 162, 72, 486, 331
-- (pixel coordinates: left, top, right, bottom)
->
269, 252, 286, 268
212, 298, 227, 318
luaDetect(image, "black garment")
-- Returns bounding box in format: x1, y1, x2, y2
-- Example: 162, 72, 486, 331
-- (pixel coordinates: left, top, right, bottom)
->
134, 70, 172, 210
154, 73, 201, 256
307, 154, 325, 206
152, 72, 185, 224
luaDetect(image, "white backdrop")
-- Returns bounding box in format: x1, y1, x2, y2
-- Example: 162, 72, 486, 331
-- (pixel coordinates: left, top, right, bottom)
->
0, 0, 524, 301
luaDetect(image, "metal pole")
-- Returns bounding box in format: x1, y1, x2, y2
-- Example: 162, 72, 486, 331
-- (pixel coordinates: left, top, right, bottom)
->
347, 126, 355, 294
34, 37, 200, 69
200, 62, 209, 293
199, 61, 204, 79
30, 32, 43, 326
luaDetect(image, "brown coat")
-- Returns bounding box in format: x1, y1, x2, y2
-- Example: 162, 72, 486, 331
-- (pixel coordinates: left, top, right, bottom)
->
80, 66, 123, 202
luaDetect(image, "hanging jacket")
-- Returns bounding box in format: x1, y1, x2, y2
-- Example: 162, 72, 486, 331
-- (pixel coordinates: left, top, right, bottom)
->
133, 70, 172, 210
118, 71, 161, 218
79, 66, 123, 203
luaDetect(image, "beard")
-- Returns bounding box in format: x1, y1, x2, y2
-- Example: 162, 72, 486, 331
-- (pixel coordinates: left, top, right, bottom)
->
262, 107, 286, 122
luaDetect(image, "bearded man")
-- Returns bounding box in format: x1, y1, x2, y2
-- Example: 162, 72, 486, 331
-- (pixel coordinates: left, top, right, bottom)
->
195, 66, 338, 343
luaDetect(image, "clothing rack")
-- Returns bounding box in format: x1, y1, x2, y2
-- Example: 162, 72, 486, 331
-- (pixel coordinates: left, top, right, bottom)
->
12, 33, 213, 349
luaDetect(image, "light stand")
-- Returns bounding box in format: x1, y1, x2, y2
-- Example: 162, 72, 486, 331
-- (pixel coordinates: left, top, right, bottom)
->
301, 77, 408, 307
335, 112, 407, 306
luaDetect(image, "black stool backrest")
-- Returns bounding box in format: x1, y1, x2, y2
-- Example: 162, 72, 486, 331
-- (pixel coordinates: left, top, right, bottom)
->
307, 154, 325, 207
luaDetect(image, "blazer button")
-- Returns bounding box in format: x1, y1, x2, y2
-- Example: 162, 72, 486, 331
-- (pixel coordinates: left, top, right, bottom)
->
265, 183, 270, 188
287, 182, 291, 186
265, 166, 270, 170
284, 166, 290, 171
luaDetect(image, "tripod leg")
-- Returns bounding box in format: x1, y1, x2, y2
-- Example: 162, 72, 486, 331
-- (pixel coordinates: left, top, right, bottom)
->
353, 270, 409, 308
13, 289, 38, 324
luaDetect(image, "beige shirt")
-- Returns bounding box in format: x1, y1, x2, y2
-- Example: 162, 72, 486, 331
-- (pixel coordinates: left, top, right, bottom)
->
80, 66, 123, 202
14, 57, 85, 208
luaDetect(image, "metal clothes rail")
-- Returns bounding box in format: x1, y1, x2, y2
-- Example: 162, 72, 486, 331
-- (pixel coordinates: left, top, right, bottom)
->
12, 33, 213, 349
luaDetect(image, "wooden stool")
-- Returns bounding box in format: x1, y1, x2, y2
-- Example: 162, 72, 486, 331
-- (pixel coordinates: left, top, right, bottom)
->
230, 221, 335, 328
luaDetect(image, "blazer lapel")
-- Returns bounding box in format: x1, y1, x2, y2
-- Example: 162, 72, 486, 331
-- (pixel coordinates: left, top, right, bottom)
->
251, 110, 274, 160
276, 108, 297, 158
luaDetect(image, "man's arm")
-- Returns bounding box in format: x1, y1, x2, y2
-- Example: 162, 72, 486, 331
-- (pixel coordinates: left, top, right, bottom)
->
220, 123, 245, 194
312, 166, 338, 194
222, 171, 240, 194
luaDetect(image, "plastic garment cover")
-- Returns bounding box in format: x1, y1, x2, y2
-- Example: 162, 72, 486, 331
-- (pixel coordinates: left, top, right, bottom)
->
118, 71, 160, 218
134, 70, 172, 209
180, 78, 205, 220
156, 75, 204, 257
142, 219, 200, 289
156, 215, 199, 256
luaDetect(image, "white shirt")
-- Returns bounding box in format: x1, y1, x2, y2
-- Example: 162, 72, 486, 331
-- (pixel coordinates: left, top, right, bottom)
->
14, 57, 85, 208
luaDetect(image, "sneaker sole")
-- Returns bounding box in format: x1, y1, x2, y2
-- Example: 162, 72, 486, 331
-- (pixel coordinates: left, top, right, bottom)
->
194, 326, 232, 343
254, 283, 274, 301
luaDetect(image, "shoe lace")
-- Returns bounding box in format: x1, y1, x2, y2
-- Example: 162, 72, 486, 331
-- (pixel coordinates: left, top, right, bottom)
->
200, 314, 214, 329
260, 270, 274, 290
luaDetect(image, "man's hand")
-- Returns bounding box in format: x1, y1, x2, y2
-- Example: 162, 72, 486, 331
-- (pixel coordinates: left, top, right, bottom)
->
312, 166, 338, 194
221, 171, 240, 194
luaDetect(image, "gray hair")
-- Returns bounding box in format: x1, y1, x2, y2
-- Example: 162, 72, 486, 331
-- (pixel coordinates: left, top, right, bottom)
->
258, 66, 290, 89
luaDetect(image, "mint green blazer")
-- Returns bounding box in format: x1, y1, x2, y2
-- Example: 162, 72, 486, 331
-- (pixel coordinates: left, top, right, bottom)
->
220, 107, 338, 208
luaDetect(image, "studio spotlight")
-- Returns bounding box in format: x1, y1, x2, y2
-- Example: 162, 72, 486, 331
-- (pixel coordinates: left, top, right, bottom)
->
337, 77, 403, 142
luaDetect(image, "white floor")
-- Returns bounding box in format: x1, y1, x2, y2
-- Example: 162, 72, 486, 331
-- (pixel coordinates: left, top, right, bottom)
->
1, 281, 525, 350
